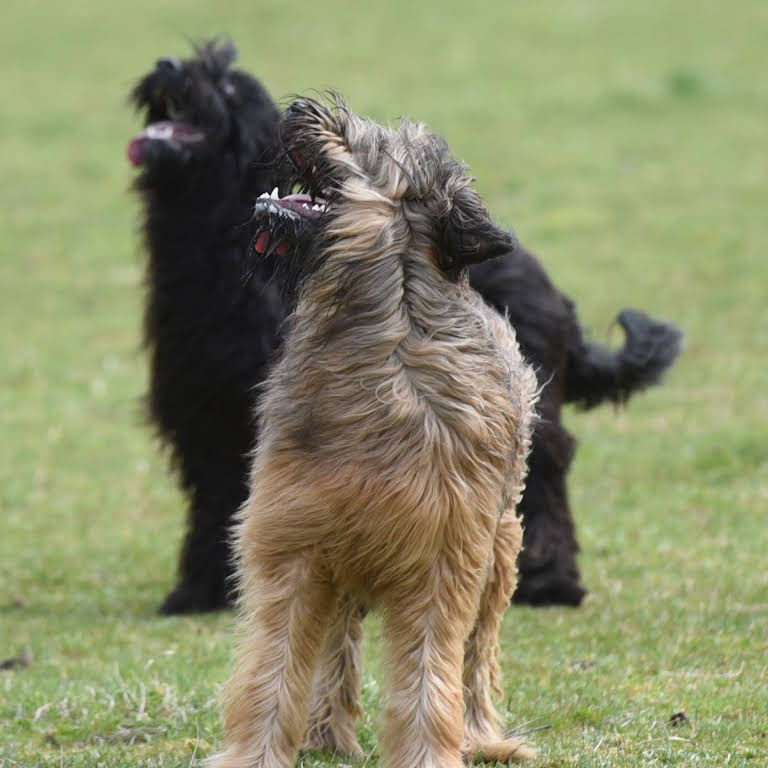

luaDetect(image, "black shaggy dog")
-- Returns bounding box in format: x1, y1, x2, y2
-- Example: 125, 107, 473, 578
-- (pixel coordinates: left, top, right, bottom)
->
129, 40, 682, 614
471, 257, 681, 605
128, 41, 287, 614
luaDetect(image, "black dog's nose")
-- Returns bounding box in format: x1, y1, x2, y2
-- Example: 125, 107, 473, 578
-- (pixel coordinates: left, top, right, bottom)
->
156, 56, 182, 72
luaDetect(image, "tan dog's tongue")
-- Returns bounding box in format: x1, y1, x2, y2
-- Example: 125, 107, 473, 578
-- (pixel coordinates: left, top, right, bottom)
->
253, 231, 288, 256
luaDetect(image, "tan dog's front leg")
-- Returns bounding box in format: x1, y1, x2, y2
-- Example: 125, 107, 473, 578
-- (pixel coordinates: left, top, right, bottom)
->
304, 593, 365, 758
462, 512, 535, 763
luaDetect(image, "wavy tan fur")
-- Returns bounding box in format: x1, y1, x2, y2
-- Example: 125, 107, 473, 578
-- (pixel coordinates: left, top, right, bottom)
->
210, 97, 539, 768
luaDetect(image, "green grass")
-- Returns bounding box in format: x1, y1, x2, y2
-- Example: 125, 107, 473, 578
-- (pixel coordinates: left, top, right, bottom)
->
1, 0, 767, 765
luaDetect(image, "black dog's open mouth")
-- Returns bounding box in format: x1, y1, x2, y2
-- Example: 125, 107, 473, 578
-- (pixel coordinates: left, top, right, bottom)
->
251, 188, 329, 255
127, 120, 205, 166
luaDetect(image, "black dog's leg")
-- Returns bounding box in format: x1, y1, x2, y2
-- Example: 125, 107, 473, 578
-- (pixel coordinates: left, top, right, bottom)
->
159, 453, 248, 615
514, 403, 586, 607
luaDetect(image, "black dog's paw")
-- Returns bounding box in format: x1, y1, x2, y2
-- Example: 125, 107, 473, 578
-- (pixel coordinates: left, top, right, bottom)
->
158, 581, 233, 615
513, 573, 586, 607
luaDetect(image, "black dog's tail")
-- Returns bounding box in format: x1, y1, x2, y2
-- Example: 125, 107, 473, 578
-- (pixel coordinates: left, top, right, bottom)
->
564, 307, 683, 409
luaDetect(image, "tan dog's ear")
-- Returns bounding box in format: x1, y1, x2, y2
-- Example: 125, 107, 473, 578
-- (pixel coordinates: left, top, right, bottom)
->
438, 197, 517, 270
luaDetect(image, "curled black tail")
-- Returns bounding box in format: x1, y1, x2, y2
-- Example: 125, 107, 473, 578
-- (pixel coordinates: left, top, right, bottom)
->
564, 308, 683, 409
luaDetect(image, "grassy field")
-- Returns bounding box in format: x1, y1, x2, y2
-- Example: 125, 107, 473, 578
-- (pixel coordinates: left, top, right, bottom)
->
1, 0, 766, 766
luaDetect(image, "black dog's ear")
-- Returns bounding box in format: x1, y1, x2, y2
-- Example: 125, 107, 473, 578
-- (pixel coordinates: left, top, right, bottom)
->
213, 39, 238, 70
438, 199, 517, 270
196, 38, 238, 75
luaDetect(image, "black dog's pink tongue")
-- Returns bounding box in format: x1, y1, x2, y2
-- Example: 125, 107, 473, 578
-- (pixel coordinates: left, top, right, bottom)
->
126, 137, 145, 167
126, 121, 204, 167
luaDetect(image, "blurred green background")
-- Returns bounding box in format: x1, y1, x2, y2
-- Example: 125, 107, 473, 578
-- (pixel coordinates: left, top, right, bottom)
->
1, 1, 766, 766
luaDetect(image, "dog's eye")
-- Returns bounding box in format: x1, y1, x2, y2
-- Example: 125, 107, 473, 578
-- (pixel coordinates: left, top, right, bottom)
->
222, 79, 237, 98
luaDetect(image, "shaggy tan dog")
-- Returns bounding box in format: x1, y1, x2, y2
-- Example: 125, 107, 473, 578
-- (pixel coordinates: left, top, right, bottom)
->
211, 96, 538, 768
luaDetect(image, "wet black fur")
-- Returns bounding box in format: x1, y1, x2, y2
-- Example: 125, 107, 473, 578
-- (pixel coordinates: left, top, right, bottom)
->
132, 44, 682, 613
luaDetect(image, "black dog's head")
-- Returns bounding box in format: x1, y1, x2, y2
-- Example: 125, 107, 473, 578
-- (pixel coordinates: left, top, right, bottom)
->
128, 40, 281, 188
